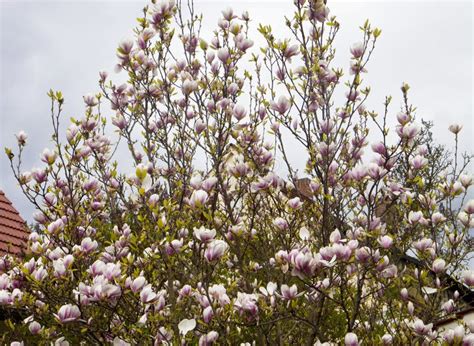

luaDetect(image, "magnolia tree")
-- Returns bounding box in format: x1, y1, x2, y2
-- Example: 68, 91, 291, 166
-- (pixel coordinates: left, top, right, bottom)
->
2, 0, 474, 344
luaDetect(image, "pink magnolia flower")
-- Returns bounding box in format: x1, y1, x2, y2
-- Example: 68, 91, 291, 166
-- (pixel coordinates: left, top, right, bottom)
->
80, 237, 98, 254
28, 321, 42, 335
397, 112, 410, 125
280, 284, 299, 300
166, 239, 183, 255
0, 275, 10, 290
148, 194, 160, 207
259, 282, 277, 297
345, 332, 359, 346
193, 226, 216, 243
458, 211, 471, 227
32, 169, 47, 184
309, 3, 329, 22
202, 177, 218, 191
66, 124, 79, 143
320, 118, 335, 135
413, 238, 433, 252
203, 306, 214, 323
229, 161, 250, 177
0, 290, 12, 305
233, 104, 247, 121
400, 288, 409, 301
55, 304, 81, 323
346, 89, 359, 102
217, 48, 230, 63
462, 271, 474, 286
45, 215, 61, 232
329, 229, 341, 244
92, 282, 121, 301
104, 263, 121, 280
83, 94, 99, 107
182, 79, 198, 95
131, 276, 147, 293
291, 251, 318, 278
234, 292, 258, 316
441, 299, 455, 314
15, 131, 27, 146
206, 51, 215, 63
199, 331, 219, 346
319, 246, 335, 261
378, 235, 393, 249
408, 211, 425, 225
333, 243, 352, 261
190, 175, 202, 189
410, 155, 427, 170
273, 217, 288, 231
204, 240, 229, 262
189, 189, 209, 208
270, 122, 280, 133
53, 260, 67, 277
140, 284, 158, 303
179, 284, 192, 298
371, 141, 386, 156
221, 7, 235, 21
442, 325, 465, 343
464, 200, 474, 214
41, 148, 57, 165
288, 197, 302, 209
282, 44, 299, 60
397, 123, 420, 140
118, 39, 134, 55
227, 83, 239, 95
209, 284, 231, 306
381, 334, 393, 345
412, 319, 433, 336
237, 38, 253, 52
350, 42, 364, 58
355, 247, 371, 263
270, 95, 290, 114
463, 334, 474, 345
89, 260, 106, 276
432, 258, 446, 274
431, 212, 446, 224
380, 264, 398, 278
460, 174, 473, 187
112, 113, 127, 130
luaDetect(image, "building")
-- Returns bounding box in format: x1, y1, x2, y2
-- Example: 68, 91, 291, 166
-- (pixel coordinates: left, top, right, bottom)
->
0, 190, 29, 256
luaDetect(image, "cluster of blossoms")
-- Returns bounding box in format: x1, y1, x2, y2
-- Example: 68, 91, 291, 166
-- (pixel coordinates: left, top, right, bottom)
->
2, 0, 474, 344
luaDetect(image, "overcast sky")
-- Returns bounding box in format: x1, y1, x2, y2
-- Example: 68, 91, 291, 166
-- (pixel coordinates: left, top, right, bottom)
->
0, 0, 472, 221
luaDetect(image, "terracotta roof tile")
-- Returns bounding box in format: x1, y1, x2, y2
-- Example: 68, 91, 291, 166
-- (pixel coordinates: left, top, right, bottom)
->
0, 190, 29, 256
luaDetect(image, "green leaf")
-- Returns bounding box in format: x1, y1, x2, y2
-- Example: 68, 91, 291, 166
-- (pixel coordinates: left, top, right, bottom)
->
4, 147, 13, 160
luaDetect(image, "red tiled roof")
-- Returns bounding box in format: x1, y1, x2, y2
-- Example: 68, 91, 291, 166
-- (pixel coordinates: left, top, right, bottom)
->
0, 190, 29, 256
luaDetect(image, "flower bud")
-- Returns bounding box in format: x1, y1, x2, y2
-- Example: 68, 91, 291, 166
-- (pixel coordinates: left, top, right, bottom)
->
350, 42, 364, 58
15, 131, 27, 146
448, 123, 463, 134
